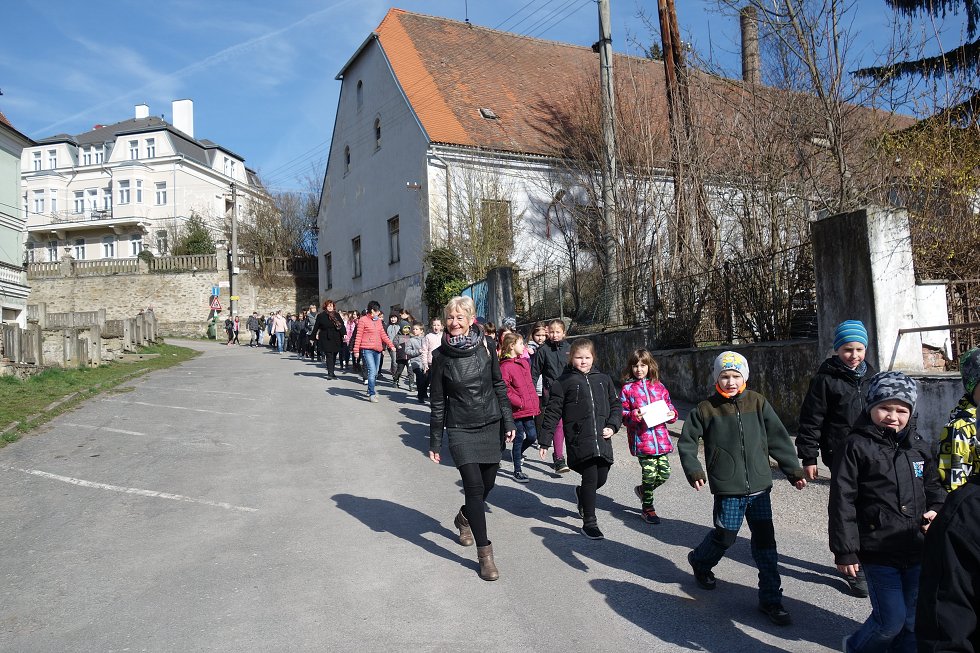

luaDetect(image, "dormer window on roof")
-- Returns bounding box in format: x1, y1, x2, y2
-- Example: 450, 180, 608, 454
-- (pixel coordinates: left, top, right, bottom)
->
479, 108, 498, 120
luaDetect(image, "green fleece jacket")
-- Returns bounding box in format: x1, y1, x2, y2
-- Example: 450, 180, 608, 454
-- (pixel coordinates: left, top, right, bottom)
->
678, 389, 804, 496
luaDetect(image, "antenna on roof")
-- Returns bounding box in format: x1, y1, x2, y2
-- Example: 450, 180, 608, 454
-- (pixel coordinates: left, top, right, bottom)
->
464, 0, 470, 25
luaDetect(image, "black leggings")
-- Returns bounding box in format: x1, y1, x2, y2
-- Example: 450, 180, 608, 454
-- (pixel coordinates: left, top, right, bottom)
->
458, 462, 499, 547
572, 458, 611, 527
324, 351, 337, 376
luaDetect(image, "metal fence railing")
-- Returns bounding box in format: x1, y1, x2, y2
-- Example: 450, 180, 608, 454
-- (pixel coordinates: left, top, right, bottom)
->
518, 243, 816, 348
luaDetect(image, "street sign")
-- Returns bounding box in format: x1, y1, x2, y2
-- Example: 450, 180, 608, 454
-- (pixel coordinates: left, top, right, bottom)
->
211, 286, 220, 297
209, 296, 222, 311
230, 295, 240, 301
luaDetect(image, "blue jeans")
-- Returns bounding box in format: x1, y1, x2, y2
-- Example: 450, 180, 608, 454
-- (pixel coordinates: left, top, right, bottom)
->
845, 564, 918, 653
275, 332, 285, 353
690, 489, 782, 606
362, 349, 381, 397
513, 417, 537, 473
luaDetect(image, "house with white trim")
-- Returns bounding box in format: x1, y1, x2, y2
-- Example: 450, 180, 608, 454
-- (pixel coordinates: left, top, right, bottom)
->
0, 111, 33, 326
21, 100, 266, 263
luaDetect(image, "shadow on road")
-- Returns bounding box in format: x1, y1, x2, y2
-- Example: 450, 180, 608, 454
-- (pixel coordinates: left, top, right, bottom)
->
331, 493, 477, 574
591, 578, 799, 653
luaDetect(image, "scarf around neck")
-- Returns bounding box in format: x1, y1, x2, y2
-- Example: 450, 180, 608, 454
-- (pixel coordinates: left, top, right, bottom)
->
444, 325, 483, 351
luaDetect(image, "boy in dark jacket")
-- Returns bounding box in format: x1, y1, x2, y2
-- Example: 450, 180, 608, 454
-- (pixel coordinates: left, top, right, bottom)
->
797, 319, 875, 597
937, 347, 980, 492
916, 474, 980, 652
679, 351, 806, 627
830, 372, 945, 653
539, 338, 622, 540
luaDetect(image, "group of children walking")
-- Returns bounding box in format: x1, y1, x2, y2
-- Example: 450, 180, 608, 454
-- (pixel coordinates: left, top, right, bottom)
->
479, 316, 975, 651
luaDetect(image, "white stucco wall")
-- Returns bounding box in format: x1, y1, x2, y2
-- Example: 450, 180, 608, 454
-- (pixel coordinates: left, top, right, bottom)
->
318, 38, 430, 316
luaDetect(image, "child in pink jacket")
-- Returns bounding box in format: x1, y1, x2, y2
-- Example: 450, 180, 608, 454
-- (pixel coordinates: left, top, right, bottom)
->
620, 348, 677, 524
499, 332, 540, 483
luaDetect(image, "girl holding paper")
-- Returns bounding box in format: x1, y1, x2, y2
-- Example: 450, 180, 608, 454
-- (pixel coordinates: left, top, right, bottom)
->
621, 349, 678, 524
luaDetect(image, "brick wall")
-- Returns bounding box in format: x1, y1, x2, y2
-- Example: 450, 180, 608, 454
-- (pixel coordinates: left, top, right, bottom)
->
28, 271, 319, 337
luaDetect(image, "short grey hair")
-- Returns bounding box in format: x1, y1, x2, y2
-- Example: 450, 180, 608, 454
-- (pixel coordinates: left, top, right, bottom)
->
443, 295, 476, 321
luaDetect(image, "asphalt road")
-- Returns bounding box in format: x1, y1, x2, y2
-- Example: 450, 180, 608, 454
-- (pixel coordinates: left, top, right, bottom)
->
0, 340, 866, 652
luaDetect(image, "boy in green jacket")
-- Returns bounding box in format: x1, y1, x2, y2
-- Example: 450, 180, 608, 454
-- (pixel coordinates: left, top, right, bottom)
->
679, 351, 807, 627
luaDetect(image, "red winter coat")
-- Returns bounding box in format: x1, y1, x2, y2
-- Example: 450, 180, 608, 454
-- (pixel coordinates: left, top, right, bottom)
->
353, 314, 394, 355
500, 356, 540, 419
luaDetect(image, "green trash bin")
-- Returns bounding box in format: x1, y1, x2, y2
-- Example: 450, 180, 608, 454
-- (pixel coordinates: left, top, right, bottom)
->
207, 315, 218, 340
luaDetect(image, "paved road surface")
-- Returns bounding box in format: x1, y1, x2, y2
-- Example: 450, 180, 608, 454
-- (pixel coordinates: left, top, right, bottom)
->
0, 340, 866, 652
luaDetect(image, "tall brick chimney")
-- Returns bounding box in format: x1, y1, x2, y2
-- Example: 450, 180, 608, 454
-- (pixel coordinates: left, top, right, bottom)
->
740, 6, 761, 85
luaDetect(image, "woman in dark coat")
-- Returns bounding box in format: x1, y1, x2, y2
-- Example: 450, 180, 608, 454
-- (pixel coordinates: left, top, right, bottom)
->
428, 295, 515, 581
311, 300, 346, 379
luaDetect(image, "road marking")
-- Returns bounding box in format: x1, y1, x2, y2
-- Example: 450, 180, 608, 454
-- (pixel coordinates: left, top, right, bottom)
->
136, 385, 249, 397
102, 399, 249, 417
3, 467, 257, 513
62, 422, 147, 436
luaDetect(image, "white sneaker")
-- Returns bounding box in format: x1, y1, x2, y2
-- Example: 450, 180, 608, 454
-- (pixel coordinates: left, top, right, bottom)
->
362, 378, 369, 385
370, 395, 379, 403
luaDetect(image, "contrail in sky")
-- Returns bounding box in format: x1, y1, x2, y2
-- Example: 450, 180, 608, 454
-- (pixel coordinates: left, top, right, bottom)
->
38, 0, 359, 134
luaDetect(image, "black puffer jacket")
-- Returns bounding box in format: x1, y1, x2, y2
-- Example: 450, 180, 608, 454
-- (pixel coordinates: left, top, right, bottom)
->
829, 414, 946, 568
916, 476, 980, 653
428, 339, 515, 447
797, 357, 875, 468
531, 339, 570, 393
540, 367, 622, 467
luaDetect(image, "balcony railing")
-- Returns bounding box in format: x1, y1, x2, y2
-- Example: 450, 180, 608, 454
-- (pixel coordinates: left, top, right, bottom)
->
0, 260, 27, 286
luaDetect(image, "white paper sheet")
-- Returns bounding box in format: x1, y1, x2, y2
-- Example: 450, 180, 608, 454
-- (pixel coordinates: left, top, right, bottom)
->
641, 399, 672, 428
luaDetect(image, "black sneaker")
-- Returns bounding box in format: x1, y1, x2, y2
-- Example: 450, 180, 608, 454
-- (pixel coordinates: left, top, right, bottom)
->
555, 457, 571, 473
574, 487, 584, 518
513, 470, 530, 483
846, 572, 869, 598
758, 603, 792, 626
581, 525, 604, 540
688, 551, 716, 590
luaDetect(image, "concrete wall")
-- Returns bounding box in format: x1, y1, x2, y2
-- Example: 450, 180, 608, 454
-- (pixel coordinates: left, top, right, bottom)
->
27, 270, 318, 337
580, 326, 820, 431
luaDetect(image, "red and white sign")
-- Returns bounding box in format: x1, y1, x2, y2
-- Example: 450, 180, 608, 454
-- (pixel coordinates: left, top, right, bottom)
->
209, 296, 222, 311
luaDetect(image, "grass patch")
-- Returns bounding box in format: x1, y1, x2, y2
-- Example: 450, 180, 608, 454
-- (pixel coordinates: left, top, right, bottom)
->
0, 343, 200, 445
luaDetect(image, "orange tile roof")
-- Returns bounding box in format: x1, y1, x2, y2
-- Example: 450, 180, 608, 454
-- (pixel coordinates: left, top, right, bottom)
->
375, 8, 654, 156
373, 8, 913, 166
0, 111, 11, 128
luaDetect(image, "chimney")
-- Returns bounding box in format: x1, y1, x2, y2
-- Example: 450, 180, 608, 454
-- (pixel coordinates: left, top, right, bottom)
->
135, 103, 150, 119
172, 99, 194, 137
740, 6, 761, 85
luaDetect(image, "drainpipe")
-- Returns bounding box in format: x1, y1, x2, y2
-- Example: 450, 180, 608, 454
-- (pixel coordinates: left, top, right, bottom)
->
429, 153, 452, 248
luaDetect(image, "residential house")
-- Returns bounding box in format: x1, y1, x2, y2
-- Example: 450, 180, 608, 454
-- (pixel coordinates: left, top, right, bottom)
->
317, 8, 905, 321
22, 100, 265, 262
0, 111, 33, 327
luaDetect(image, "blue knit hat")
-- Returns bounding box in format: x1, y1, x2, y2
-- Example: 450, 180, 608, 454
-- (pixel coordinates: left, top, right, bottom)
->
834, 320, 869, 350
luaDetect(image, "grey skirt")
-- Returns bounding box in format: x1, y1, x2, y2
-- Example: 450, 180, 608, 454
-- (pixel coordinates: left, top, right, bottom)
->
448, 421, 503, 467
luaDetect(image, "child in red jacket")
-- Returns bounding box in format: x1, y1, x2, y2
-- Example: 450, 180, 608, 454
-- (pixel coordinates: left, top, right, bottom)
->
499, 332, 539, 483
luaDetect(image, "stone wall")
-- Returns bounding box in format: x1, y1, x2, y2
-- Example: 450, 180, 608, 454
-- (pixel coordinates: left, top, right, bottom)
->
580, 327, 960, 442
27, 270, 318, 337
581, 327, 820, 431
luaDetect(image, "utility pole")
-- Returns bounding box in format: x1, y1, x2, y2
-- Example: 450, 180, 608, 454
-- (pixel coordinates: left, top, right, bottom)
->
230, 183, 239, 318
596, 0, 621, 325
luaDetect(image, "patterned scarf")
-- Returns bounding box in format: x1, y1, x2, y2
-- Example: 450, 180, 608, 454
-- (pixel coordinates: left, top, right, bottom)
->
444, 325, 483, 351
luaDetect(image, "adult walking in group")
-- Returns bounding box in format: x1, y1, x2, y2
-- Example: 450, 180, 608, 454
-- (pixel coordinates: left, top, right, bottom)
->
352, 301, 395, 402
428, 295, 516, 581
312, 300, 346, 380
272, 310, 288, 353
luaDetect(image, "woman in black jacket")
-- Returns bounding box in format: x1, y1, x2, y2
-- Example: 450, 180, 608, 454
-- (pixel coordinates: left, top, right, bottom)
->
311, 300, 345, 379
428, 295, 515, 581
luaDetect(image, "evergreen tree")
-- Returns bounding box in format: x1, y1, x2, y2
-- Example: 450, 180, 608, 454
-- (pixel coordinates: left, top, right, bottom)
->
856, 1, 980, 87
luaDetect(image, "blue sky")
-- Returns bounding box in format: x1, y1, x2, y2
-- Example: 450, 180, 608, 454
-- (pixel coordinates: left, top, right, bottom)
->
1, 0, 894, 194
